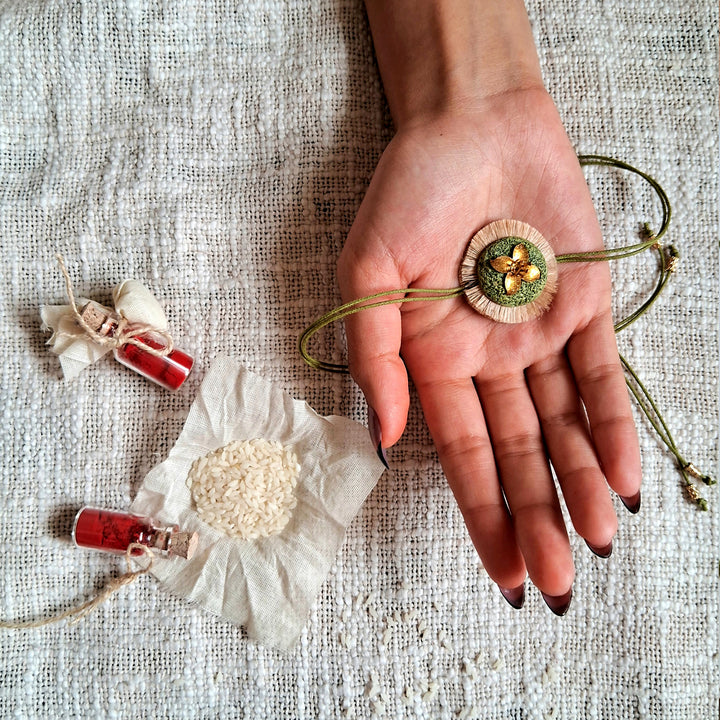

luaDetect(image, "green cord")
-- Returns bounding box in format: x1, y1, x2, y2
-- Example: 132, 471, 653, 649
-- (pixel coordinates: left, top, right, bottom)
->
298, 154, 713, 507
299, 154, 671, 369
621, 353, 715, 510
613, 242, 678, 334
559, 155, 673, 264
299, 287, 464, 373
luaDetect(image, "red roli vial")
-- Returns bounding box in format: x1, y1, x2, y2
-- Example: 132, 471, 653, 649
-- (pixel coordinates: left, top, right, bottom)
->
72, 507, 198, 559
80, 301, 193, 391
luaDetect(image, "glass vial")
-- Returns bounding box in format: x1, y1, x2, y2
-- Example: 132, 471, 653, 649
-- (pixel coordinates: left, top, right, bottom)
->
72, 507, 198, 559
80, 301, 194, 391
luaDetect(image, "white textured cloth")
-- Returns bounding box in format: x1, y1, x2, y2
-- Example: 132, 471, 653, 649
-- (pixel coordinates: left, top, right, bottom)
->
0, 0, 717, 718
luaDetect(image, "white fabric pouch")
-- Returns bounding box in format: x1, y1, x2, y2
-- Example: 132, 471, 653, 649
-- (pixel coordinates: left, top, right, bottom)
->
40, 279, 169, 381
131, 355, 384, 650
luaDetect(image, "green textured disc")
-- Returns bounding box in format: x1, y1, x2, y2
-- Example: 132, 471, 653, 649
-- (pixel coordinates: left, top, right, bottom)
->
459, 219, 558, 323
477, 237, 548, 307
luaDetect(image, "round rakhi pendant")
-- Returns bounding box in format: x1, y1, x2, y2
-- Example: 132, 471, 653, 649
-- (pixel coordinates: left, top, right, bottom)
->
459, 219, 558, 323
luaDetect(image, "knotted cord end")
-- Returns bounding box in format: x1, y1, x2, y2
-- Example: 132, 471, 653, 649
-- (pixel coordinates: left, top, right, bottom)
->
683, 482, 709, 511
683, 462, 716, 486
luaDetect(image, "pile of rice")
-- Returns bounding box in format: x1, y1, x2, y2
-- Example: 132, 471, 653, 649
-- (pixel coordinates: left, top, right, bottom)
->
187, 438, 300, 539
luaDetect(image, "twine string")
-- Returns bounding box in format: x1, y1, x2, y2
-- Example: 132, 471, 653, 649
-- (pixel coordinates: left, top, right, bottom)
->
613, 242, 678, 334
0, 544, 154, 630
56, 254, 175, 358
621, 354, 715, 510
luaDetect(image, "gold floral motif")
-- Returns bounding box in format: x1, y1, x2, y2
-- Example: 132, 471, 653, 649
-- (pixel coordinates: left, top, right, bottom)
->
489, 243, 541, 296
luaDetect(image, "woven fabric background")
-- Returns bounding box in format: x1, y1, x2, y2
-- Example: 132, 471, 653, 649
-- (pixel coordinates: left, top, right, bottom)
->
0, 0, 717, 718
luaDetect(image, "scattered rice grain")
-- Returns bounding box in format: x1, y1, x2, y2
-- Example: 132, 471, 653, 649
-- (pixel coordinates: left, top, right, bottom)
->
458, 705, 478, 719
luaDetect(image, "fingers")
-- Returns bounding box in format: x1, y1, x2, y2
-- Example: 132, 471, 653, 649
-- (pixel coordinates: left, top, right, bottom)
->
567, 312, 642, 501
526, 353, 618, 551
415, 376, 527, 590
337, 246, 410, 450
477, 372, 575, 598
347, 303, 410, 449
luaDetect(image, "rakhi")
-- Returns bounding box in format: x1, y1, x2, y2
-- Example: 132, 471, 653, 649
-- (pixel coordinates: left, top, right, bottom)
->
299, 155, 715, 508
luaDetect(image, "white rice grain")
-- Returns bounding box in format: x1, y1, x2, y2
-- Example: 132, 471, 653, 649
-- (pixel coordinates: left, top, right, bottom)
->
188, 439, 300, 539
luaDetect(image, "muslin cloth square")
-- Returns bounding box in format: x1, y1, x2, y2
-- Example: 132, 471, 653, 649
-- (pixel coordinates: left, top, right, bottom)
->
131, 355, 384, 650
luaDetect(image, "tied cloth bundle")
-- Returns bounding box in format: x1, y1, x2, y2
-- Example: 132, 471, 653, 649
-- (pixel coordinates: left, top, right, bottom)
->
41, 256, 193, 391
299, 155, 715, 508
41, 255, 173, 380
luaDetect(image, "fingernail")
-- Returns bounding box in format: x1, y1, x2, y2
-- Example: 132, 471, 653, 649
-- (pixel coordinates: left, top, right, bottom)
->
620, 491, 641, 514
585, 539, 613, 558
498, 583, 525, 609
541, 588, 573, 616
367, 405, 389, 469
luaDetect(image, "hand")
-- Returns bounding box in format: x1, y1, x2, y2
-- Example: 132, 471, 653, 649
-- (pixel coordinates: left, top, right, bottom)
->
338, 87, 642, 611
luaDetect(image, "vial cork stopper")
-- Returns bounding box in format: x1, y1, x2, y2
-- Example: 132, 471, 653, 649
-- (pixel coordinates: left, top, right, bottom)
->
80, 301, 115, 334
168, 531, 199, 560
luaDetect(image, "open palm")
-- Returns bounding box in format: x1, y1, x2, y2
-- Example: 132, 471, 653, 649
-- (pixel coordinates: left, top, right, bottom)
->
338, 88, 641, 611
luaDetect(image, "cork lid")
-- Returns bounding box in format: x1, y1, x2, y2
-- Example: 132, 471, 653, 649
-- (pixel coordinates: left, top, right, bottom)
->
80, 301, 114, 333
169, 531, 199, 560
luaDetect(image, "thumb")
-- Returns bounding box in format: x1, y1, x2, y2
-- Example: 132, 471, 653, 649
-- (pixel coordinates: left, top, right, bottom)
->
337, 243, 410, 463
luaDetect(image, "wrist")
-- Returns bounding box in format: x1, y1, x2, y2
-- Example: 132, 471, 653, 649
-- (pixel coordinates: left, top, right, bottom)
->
365, 0, 545, 129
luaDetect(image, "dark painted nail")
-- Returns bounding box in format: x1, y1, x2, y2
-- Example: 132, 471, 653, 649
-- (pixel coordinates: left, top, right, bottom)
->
585, 539, 613, 558
498, 583, 525, 609
367, 405, 389, 469
620, 491, 641, 514
541, 588, 573, 616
